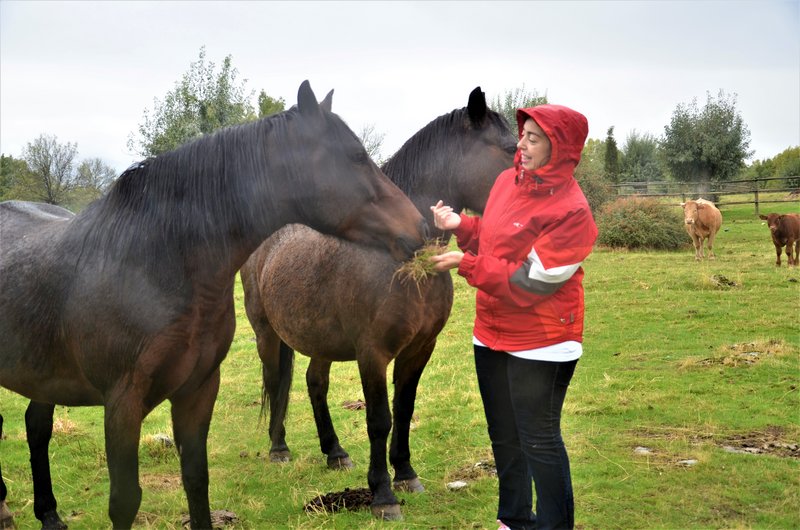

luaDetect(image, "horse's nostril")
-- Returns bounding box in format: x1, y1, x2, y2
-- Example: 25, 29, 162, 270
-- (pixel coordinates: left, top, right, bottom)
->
420, 219, 431, 240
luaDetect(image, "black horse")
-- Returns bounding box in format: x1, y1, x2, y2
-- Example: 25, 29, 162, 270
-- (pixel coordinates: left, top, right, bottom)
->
0, 81, 427, 529
240, 87, 516, 520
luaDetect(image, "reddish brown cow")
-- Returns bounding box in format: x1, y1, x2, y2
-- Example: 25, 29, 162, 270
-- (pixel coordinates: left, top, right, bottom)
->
681, 198, 723, 260
759, 212, 800, 266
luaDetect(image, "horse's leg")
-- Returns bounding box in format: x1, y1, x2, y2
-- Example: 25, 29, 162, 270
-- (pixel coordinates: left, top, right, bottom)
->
356, 354, 401, 520
0, 414, 14, 530
306, 359, 351, 469
170, 369, 219, 530
25, 402, 66, 529
104, 394, 145, 529
261, 339, 293, 462
390, 343, 436, 493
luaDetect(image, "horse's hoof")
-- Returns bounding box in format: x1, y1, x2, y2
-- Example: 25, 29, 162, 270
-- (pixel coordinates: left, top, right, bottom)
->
370, 504, 403, 521
327, 456, 354, 470
41, 510, 67, 530
394, 477, 425, 493
269, 450, 291, 463
0, 502, 15, 530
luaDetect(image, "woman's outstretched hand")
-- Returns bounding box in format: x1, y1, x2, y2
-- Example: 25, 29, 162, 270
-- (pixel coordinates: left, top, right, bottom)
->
430, 200, 461, 231
429, 250, 464, 272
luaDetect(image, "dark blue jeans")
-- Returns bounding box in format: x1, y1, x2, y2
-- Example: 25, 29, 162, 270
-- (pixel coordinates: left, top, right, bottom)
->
474, 345, 577, 530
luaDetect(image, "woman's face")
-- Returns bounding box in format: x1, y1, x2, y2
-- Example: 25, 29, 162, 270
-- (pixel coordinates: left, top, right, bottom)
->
517, 118, 551, 171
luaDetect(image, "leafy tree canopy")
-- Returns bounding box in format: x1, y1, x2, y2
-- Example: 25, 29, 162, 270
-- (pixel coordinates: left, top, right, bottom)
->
258, 90, 286, 118
660, 90, 752, 183
620, 130, 664, 182
129, 46, 269, 157
21, 134, 79, 205
604, 126, 620, 183
490, 85, 548, 130
0, 154, 32, 201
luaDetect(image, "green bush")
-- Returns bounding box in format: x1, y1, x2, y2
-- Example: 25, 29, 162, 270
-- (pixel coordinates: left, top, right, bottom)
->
596, 197, 689, 250
576, 169, 615, 214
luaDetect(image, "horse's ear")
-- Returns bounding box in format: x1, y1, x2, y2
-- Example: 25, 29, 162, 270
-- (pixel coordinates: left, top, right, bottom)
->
297, 80, 321, 117
320, 89, 334, 112
467, 86, 487, 124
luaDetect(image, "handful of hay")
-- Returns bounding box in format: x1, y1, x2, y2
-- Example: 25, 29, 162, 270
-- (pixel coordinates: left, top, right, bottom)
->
393, 241, 448, 288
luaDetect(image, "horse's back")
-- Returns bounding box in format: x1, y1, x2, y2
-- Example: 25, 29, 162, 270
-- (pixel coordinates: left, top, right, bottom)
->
246, 224, 453, 362
0, 200, 74, 229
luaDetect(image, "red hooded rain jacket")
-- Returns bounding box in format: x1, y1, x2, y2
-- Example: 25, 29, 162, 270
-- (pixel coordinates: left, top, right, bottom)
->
453, 104, 598, 351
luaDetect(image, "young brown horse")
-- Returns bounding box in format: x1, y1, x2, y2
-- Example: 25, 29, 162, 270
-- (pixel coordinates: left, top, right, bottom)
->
240, 87, 516, 520
0, 81, 427, 529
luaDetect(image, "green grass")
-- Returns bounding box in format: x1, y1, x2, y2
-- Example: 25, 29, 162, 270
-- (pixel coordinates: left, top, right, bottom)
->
1, 202, 798, 529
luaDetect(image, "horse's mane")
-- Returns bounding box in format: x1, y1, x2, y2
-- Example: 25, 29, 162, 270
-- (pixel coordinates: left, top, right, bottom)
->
381, 106, 509, 195
73, 108, 307, 267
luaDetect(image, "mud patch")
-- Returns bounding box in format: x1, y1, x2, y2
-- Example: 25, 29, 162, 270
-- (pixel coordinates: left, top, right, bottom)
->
631, 425, 799, 459
304, 487, 375, 514
180, 510, 239, 528
141, 472, 182, 490
448, 459, 497, 482
680, 339, 792, 368
720, 426, 799, 458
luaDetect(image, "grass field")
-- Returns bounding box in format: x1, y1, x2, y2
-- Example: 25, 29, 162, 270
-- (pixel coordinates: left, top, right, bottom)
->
1, 201, 798, 529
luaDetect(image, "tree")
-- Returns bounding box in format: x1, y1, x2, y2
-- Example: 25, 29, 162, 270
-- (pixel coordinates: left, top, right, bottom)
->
619, 130, 664, 182
576, 138, 615, 213
128, 46, 259, 157
21, 134, 79, 205
0, 154, 32, 201
604, 126, 620, 183
660, 90, 752, 193
258, 90, 286, 118
70, 157, 117, 207
358, 123, 385, 164
490, 85, 548, 129
745, 146, 800, 188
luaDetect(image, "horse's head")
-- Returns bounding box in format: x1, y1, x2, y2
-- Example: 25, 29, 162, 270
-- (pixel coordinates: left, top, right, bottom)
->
381, 87, 517, 241
282, 81, 427, 260
456, 87, 518, 214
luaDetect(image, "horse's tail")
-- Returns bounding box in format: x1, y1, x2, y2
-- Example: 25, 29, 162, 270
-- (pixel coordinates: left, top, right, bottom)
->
260, 341, 295, 427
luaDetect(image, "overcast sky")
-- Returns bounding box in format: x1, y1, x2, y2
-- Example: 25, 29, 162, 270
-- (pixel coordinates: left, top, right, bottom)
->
1, 0, 798, 175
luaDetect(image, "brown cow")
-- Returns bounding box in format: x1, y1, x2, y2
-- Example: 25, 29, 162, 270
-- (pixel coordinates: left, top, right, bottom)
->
759, 212, 800, 266
681, 198, 723, 260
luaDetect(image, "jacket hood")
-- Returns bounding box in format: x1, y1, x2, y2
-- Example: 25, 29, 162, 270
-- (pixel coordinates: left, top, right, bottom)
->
514, 105, 588, 190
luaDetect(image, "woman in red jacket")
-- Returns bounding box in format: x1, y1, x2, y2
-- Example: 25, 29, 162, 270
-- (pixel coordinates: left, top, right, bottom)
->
431, 104, 597, 530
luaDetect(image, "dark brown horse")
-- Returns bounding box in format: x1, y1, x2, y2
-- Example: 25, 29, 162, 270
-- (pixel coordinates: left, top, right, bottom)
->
240, 87, 516, 520
0, 81, 427, 530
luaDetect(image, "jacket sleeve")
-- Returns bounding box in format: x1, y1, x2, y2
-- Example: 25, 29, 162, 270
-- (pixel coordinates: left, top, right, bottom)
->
457, 207, 597, 308
453, 213, 481, 254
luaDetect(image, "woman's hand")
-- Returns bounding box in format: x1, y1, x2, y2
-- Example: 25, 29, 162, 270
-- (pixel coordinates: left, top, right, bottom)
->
430, 200, 461, 231
429, 250, 464, 272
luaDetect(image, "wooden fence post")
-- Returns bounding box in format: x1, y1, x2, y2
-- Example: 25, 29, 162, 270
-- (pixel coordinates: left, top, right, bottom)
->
753, 184, 760, 217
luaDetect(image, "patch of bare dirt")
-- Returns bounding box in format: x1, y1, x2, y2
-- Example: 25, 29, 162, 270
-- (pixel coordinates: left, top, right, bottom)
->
180, 510, 239, 528
631, 426, 799, 459
720, 426, 799, 458
140, 473, 182, 490
681, 339, 792, 368
448, 460, 497, 482
341, 399, 366, 410
304, 487, 375, 514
